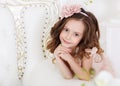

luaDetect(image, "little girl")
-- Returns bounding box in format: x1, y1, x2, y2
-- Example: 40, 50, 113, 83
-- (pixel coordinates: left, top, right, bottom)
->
47, 5, 114, 81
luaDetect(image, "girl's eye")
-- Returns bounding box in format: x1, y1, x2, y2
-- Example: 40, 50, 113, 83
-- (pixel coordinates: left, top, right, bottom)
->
75, 33, 79, 37
64, 28, 69, 32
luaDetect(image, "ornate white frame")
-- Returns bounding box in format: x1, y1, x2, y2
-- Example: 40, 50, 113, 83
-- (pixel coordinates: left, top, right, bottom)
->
0, 0, 59, 80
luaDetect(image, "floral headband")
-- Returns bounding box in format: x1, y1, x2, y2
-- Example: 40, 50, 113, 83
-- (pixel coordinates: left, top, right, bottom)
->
60, 4, 88, 19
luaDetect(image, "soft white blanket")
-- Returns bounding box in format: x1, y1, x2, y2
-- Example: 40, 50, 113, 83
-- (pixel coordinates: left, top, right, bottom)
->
27, 59, 120, 86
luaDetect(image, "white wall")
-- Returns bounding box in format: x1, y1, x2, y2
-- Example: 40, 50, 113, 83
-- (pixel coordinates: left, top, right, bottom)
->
106, 23, 120, 77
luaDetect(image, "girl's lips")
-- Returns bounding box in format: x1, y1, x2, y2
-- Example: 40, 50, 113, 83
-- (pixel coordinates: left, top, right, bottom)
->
63, 39, 71, 44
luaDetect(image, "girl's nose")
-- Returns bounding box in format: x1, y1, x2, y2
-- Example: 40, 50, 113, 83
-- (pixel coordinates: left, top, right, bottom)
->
66, 33, 71, 40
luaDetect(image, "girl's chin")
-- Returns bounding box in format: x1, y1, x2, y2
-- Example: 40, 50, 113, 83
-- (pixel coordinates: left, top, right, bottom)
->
61, 44, 69, 48
61, 44, 73, 49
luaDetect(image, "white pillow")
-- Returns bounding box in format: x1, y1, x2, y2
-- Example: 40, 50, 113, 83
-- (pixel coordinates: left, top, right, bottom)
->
0, 5, 21, 86
20, 2, 59, 86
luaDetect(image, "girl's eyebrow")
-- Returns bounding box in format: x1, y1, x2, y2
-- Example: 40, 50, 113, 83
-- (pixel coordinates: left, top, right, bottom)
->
64, 26, 68, 28
63, 26, 70, 30
74, 32, 82, 35
74, 29, 83, 34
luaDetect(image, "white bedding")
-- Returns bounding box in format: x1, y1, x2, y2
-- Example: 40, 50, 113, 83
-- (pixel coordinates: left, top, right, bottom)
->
27, 59, 95, 86
26, 59, 120, 86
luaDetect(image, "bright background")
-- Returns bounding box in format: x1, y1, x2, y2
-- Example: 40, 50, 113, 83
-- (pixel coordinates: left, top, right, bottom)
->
0, 0, 120, 86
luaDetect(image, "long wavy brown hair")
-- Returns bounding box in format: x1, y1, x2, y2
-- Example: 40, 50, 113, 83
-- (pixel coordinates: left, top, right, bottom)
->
47, 8, 103, 59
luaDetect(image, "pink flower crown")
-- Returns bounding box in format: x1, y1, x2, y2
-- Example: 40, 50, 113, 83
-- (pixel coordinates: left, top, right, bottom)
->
60, 4, 88, 19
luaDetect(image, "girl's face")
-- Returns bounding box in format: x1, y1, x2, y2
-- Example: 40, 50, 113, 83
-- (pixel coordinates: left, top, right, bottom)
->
60, 19, 85, 49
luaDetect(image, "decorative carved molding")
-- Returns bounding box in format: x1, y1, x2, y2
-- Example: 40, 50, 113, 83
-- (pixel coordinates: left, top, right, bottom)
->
0, 0, 59, 80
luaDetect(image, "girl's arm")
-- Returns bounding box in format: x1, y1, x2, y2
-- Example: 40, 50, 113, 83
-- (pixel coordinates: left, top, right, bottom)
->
55, 56, 74, 79
60, 53, 92, 81
54, 45, 74, 79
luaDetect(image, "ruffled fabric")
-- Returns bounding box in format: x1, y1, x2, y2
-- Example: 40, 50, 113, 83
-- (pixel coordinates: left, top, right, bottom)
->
60, 4, 81, 19
85, 47, 115, 76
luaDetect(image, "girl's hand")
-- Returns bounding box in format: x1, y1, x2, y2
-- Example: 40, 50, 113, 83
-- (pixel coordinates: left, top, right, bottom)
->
59, 52, 74, 62
54, 44, 70, 58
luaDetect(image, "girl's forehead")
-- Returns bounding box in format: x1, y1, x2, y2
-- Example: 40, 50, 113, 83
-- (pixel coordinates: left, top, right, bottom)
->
65, 19, 83, 25
64, 19, 85, 30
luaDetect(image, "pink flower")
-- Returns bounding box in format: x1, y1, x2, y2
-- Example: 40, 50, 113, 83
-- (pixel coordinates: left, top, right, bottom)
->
85, 47, 98, 55
85, 47, 102, 63
60, 4, 81, 19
